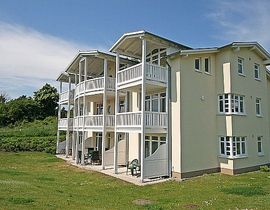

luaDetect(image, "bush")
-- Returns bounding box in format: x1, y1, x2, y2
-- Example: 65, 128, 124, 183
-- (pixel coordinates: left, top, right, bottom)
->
260, 165, 270, 172
0, 136, 57, 154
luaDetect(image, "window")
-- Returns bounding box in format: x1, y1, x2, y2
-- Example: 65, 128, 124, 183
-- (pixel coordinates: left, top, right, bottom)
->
256, 98, 262, 116
219, 136, 247, 158
119, 100, 125, 113
96, 103, 103, 115
160, 93, 166, 112
78, 132, 83, 144
145, 135, 166, 158
254, 64, 260, 80
144, 92, 166, 112
257, 136, 263, 155
205, 58, 210, 73
146, 48, 166, 67
145, 95, 151, 111
195, 58, 200, 71
218, 94, 245, 115
151, 94, 159, 112
238, 57, 244, 75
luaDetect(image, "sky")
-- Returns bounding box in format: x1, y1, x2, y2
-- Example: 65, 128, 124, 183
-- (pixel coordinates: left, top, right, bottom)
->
0, 0, 269, 98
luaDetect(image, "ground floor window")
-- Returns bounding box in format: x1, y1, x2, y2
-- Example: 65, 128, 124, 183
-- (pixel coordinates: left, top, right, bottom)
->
257, 136, 263, 155
78, 132, 83, 144
219, 136, 247, 158
145, 135, 166, 158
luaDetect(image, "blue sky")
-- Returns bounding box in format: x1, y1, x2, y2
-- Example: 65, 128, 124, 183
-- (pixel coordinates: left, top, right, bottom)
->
0, 0, 269, 98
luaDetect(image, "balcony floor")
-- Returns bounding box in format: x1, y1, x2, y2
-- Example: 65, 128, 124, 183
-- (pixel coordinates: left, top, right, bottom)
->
56, 155, 171, 186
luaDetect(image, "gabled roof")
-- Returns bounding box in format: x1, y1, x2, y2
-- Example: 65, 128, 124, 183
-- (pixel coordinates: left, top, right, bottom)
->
109, 30, 191, 56
56, 50, 135, 82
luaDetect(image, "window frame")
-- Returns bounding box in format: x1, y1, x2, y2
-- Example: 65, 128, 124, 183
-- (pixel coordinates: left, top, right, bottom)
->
257, 136, 263, 155
238, 57, 245, 75
219, 136, 247, 158
218, 94, 245, 115
195, 58, 201, 72
144, 135, 167, 158
144, 92, 166, 113
255, 98, 262, 117
254, 63, 261, 80
204, 57, 210, 74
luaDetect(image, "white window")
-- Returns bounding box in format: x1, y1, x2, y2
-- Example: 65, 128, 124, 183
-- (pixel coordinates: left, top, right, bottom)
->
144, 92, 166, 112
218, 94, 245, 115
145, 135, 167, 158
257, 136, 263, 155
256, 98, 262, 116
146, 48, 166, 67
96, 103, 103, 115
254, 64, 260, 80
160, 93, 166, 112
195, 58, 200, 71
205, 57, 210, 73
78, 132, 83, 144
151, 94, 159, 112
119, 100, 125, 113
219, 136, 247, 158
238, 57, 244, 75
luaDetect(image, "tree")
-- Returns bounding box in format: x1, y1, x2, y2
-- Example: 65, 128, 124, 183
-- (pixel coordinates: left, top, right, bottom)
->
33, 84, 59, 118
0, 91, 9, 103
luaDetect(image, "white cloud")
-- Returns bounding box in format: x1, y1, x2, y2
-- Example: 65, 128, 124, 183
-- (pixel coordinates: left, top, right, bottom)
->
209, 0, 270, 51
0, 21, 91, 98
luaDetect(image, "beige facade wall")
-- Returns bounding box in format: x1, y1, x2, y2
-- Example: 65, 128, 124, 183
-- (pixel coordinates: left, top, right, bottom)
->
169, 47, 270, 175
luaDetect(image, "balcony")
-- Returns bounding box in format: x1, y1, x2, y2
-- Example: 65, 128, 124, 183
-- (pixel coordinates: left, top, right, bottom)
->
58, 118, 73, 130
75, 77, 115, 97
116, 112, 167, 132
59, 89, 74, 104
117, 63, 168, 89
73, 115, 115, 130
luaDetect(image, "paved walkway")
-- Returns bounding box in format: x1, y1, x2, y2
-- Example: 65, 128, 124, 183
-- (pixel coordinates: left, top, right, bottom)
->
56, 155, 171, 186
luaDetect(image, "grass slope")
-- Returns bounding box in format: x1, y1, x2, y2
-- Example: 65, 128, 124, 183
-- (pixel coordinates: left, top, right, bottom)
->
0, 152, 270, 210
0, 117, 64, 153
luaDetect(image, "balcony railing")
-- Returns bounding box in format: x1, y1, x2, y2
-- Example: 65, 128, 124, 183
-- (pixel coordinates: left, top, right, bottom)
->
116, 112, 167, 128
75, 77, 116, 96
116, 112, 142, 127
145, 112, 167, 127
59, 89, 74, 103
73, 115, 115, 129
117, 63, 168, 87
58, 118, 73, 129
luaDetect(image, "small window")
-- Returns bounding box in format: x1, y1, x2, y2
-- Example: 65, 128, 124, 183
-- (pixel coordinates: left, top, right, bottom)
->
257, 136, 263, 155
160, 92, 166, 112
254, 64, 260, 80
238, 57, 244, 75
256, 98, 262, 116
151, 94, 159, 112
195, 58, 200, 71
145, 95, 151, 112
205, 58, 210, 73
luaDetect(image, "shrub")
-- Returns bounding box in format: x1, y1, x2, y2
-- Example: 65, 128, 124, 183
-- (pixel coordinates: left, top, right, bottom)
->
260, 165, 270, 172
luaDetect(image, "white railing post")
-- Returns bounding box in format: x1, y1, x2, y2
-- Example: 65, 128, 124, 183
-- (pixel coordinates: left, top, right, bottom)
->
102, 59, 107, 169
114, 52, 119, 174
140, 38, 146, 182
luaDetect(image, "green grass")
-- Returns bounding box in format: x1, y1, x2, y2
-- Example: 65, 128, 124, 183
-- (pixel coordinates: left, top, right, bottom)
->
0, 152, 270, 209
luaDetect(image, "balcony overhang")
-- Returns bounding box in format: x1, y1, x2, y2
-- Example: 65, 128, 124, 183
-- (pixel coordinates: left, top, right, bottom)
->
57, 50, 134, 83
109, 30, 191, 59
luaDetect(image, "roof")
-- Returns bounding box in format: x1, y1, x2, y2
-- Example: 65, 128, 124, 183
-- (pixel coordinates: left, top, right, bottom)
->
56, 50, 135, 82
109, 30, 191, 54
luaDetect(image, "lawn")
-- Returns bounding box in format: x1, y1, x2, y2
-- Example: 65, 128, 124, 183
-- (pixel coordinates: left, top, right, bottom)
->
0, 152, 270, 210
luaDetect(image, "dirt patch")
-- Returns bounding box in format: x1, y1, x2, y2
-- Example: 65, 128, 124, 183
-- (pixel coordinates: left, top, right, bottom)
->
183, 204, 199, 209
132, 199, 154, 206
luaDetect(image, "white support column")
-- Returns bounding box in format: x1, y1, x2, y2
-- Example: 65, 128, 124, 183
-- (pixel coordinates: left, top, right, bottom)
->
75, 131, 79, 164
79, 61, 82, 83
65, 76, 71, 157
81, 58, 87, 165
114, 53, 120, 174
72, 131, 76, 160
56, 81, 62, 154
140, 38, 147, 182
166, 67, 170, 176
102, 59, 108, 170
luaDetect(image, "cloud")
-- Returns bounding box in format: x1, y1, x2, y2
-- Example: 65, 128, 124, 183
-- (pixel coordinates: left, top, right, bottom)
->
0, 21, 91, 98
209, 0, 270, 51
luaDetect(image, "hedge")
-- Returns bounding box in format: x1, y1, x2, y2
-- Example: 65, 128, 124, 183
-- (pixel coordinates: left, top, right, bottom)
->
0, 136, 57, 154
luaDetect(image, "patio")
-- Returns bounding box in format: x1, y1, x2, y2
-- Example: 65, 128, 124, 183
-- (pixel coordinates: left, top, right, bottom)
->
56, 155, 171, 186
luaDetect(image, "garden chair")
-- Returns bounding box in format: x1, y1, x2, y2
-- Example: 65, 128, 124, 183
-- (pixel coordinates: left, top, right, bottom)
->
126, 159, 140, 176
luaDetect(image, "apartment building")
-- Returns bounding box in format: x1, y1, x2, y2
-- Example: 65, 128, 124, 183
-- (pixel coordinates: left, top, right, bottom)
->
57, 31, 270, 182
